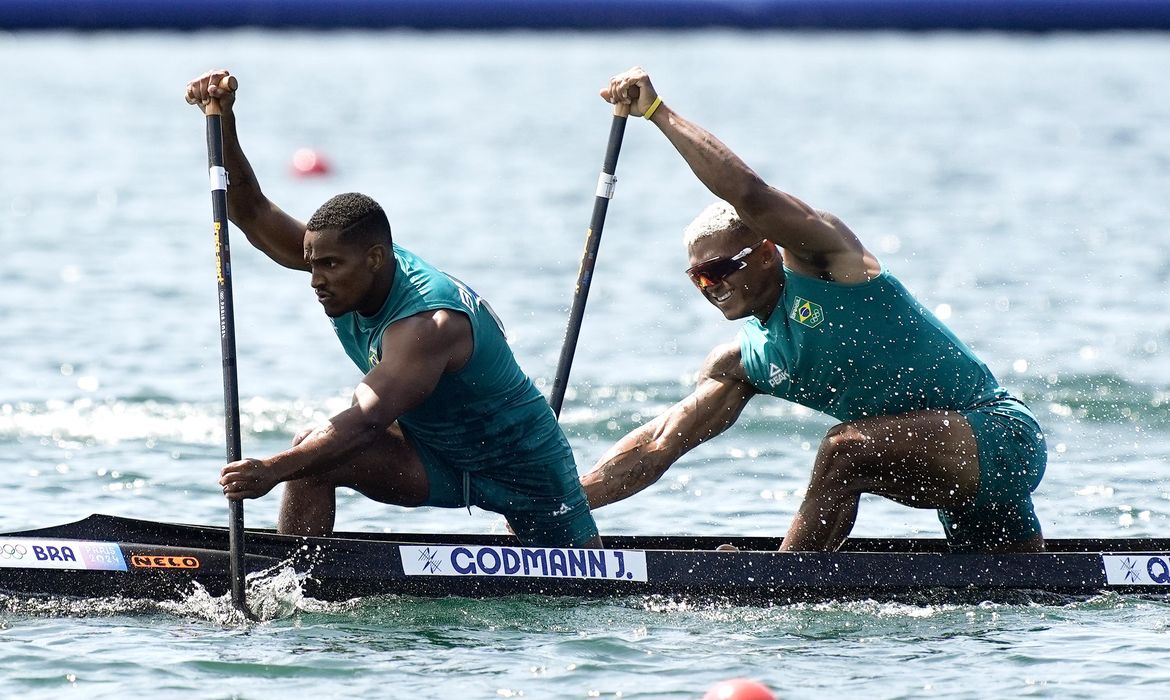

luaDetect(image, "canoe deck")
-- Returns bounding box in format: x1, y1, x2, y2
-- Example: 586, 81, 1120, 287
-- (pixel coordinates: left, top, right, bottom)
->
3, 515, 1169, 604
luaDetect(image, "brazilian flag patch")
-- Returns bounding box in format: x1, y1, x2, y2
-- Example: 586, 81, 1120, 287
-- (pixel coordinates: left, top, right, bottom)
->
790, 296, 824, 328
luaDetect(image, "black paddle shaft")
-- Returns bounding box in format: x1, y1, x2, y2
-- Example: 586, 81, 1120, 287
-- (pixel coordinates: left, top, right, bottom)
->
203, 78, 249, 615
549, 106, 630, 416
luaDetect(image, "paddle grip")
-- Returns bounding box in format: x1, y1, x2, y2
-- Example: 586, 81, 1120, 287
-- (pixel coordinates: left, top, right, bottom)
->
204, 75, 239, 117
612, 83, 640, 118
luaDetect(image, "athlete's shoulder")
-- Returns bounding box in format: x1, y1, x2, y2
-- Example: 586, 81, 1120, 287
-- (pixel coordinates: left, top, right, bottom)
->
700, 341, 750, 384
379, 309, 472, 361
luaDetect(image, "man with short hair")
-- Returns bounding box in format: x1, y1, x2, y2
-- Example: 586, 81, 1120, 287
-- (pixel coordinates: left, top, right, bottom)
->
581, 67, 1045, 553
185, 70, 600, 548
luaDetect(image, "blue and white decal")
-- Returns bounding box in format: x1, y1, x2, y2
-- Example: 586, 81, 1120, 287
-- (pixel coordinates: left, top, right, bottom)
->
448, 275, 506, 335
1102, 554, 1170, 586
400, 545, 647, 582
0, 538, 127, 571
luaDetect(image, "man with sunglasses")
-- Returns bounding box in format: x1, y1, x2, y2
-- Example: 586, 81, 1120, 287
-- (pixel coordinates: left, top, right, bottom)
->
185, 70, 601, 549
581, 67, 1045, 553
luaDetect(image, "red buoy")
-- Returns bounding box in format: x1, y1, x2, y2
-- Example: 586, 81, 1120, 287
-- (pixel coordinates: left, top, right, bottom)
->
291, 147, 331, 176
702, 678, 776, 700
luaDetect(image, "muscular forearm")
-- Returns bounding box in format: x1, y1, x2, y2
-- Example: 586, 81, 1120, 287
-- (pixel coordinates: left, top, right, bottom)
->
582, 409, 702, 508
264, 406, 384, 484
649, 105, 767, 209
582, 423, 677, 509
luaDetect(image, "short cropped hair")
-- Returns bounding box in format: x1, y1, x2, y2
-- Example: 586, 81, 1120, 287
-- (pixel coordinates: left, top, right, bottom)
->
682, 200, 749, 246
306, 192, 392, 249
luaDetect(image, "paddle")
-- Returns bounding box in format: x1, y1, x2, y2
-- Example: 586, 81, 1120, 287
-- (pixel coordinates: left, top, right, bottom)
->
201, 75, 252, 617
549, 101, 631, 417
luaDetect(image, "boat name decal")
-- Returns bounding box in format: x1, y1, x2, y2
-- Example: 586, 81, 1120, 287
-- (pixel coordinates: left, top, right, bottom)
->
0, 538, 127, 571
1102, 554, 1170, 585
130, 554, 201, 570
399, 545, 648, 582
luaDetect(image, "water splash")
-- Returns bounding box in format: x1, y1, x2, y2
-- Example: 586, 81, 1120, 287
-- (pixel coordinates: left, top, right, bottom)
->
0, 554, 337, 624
0, 396, 349, 446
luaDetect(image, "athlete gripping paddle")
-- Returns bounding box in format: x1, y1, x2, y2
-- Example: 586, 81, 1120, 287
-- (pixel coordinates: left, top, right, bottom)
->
185, 70, 600, 548
581, 67, 1046, 553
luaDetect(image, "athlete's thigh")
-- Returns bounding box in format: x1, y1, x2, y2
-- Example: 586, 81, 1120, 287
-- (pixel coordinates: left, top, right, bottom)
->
300, 422, 430, 507
826, 410, 981, 510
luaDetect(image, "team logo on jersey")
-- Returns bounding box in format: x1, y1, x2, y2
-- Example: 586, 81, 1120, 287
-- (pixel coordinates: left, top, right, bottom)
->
790, 297, 824, 329
768, 363, 789, 387
457, 286, 475, 313
450, 276, 506, 335
368, 348, 380, 368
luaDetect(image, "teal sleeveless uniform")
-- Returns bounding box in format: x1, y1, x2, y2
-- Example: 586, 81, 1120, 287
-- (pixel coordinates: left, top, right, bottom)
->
738, 265, 1045, 551
331, 244, 597, 546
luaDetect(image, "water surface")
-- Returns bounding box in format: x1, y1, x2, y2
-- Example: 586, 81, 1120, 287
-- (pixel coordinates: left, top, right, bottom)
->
1, 29, 1169, 699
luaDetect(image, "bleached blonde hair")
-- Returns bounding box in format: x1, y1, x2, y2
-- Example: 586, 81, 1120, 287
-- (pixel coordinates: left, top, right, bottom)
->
682, 200, 748, 246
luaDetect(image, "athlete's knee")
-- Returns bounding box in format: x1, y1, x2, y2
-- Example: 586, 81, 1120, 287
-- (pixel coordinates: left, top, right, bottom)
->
811, 424, 872, 488
284, 471, 339, 495
823, 423, 868, 446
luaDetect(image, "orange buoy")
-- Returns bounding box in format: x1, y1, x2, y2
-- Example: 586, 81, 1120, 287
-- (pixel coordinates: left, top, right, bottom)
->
291, 147, 331, 176
702, 678, 776, 700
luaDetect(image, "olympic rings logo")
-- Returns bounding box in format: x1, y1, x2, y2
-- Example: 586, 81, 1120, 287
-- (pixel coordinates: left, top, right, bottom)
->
0, 543, 28, 559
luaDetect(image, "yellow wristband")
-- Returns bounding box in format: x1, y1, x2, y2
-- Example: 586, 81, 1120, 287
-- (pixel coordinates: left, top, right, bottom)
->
643, 95, 663, 120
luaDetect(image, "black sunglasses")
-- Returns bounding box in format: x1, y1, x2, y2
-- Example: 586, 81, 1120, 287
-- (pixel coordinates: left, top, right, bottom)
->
685, 239, 769, 289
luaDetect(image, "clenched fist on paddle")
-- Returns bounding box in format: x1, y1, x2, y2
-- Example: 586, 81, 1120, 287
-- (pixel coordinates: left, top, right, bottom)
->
220, 458, 281, 500
599, 65, 662, 120
185, 70, 238, 114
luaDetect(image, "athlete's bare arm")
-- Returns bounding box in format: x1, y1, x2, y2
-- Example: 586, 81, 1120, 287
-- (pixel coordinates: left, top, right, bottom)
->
582, 342, 757, 509
601, 66, 880, 283
185, 69, 310, 271
219, 310, 474, 498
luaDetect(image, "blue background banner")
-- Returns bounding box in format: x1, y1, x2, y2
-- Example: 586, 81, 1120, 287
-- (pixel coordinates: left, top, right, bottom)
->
4, 0, 1170, 31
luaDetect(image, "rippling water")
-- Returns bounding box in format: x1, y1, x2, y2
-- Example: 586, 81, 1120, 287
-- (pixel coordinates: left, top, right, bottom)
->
2, 29, 1170, 698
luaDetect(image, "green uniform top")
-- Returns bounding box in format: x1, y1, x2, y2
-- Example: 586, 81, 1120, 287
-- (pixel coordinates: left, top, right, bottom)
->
738, 265, 1008, 421
331, 244, 572, 471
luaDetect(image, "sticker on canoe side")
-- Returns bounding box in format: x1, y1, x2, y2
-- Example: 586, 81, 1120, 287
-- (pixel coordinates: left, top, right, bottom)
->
1102, 554, 1170, 585
400, 545, 648, 582
0, 538, 127, 571
129, 554, 201, 570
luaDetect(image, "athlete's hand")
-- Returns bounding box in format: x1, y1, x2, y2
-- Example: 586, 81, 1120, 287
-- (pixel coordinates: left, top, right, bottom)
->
600, 66, 659, 118
184, 69, 237, 115
220, 458, 279, 500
